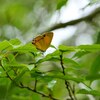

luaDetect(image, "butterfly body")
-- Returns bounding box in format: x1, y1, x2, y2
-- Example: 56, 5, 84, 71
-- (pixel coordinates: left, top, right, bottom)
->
32, 32, 53, 51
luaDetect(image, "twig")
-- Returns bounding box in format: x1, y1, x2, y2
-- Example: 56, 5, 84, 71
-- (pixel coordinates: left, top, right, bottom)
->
18, 83, 58, 100
60, 51, 77, 100
1, 64, 58, 100
34, 63, 38, 91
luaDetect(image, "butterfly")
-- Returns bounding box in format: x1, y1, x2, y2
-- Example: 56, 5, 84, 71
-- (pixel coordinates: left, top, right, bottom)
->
32, 32, 53, 52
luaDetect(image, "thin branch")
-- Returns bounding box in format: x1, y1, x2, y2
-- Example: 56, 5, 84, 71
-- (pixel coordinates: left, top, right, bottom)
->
34, 63, 38, 91
42, 7, 100, 32
60, 52, 74, 100
1, 64, 58, 100
60, 51, 78, 100
34, 79, 37, 91
18, 83, 58, 100
81, 82, 93, 90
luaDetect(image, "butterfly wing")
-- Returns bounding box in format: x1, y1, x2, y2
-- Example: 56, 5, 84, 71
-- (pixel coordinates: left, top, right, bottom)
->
32, 32, 53, 51
43, 32, 53, 50
32, 35, 43, 51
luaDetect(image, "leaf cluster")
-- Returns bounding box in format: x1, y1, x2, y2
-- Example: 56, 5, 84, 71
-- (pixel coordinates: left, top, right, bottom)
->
0, 39, 100, 100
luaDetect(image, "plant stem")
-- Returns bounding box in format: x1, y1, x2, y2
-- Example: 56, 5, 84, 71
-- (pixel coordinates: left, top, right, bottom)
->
60, 52, 77, 100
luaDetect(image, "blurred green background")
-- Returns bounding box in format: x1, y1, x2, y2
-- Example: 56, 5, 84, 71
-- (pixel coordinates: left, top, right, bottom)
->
0, 0, 100, 100
0, 0, 100, 45
0, 0, 58, 42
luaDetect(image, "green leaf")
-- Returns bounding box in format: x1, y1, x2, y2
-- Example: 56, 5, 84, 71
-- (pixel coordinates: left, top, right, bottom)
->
0, 67, 6, 77
26, 64, 35, 71
63, 57, 80, 68
13, 69, 27, 83
0, 40, 13, 51
84, 54, 100, 81
78, 89, 100, 96
6, 54, 26, 67
86, 74, 100, 81
1, 55, 27, 69
50, 45, 57, 50
37, 50, 60, 64
7, 63, 27, 68
31, 71, 83, 83
77, 44, 100, 52
37, 56, 59, 64
0, 85, 8, 99
7, 54, 17, 63
47, 80, 57, 90
90, 54, 100, 74
12, 43, 37, 53
57, 0, 68, 10
58, 74, 83, 83
31, 70, 43, 78
9, 38, 21, 45
72, 51, 90, 58
1, 58, 8, 67
59, 45, 75, 52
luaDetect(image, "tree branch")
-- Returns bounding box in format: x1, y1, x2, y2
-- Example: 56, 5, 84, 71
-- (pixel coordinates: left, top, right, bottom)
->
44, 7, 100, 32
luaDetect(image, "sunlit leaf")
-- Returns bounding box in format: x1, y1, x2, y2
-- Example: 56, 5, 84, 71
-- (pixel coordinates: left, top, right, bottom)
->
26, 64, 35, 71
9, 38, 21, 45
1, 58, 8, 67
12, 43, 37, 53
59, 45, 75, 52
37, 50, 60, 64
0, 40, 13, 51
47, 80, 57, 90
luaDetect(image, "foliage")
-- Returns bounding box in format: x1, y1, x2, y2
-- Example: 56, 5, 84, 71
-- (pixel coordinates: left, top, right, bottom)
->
0, 39, 100, 100
0, 0, 100, 100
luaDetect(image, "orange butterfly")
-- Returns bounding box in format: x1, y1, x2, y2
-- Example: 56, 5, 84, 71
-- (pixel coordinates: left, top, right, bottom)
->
32, 32, 53, 52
